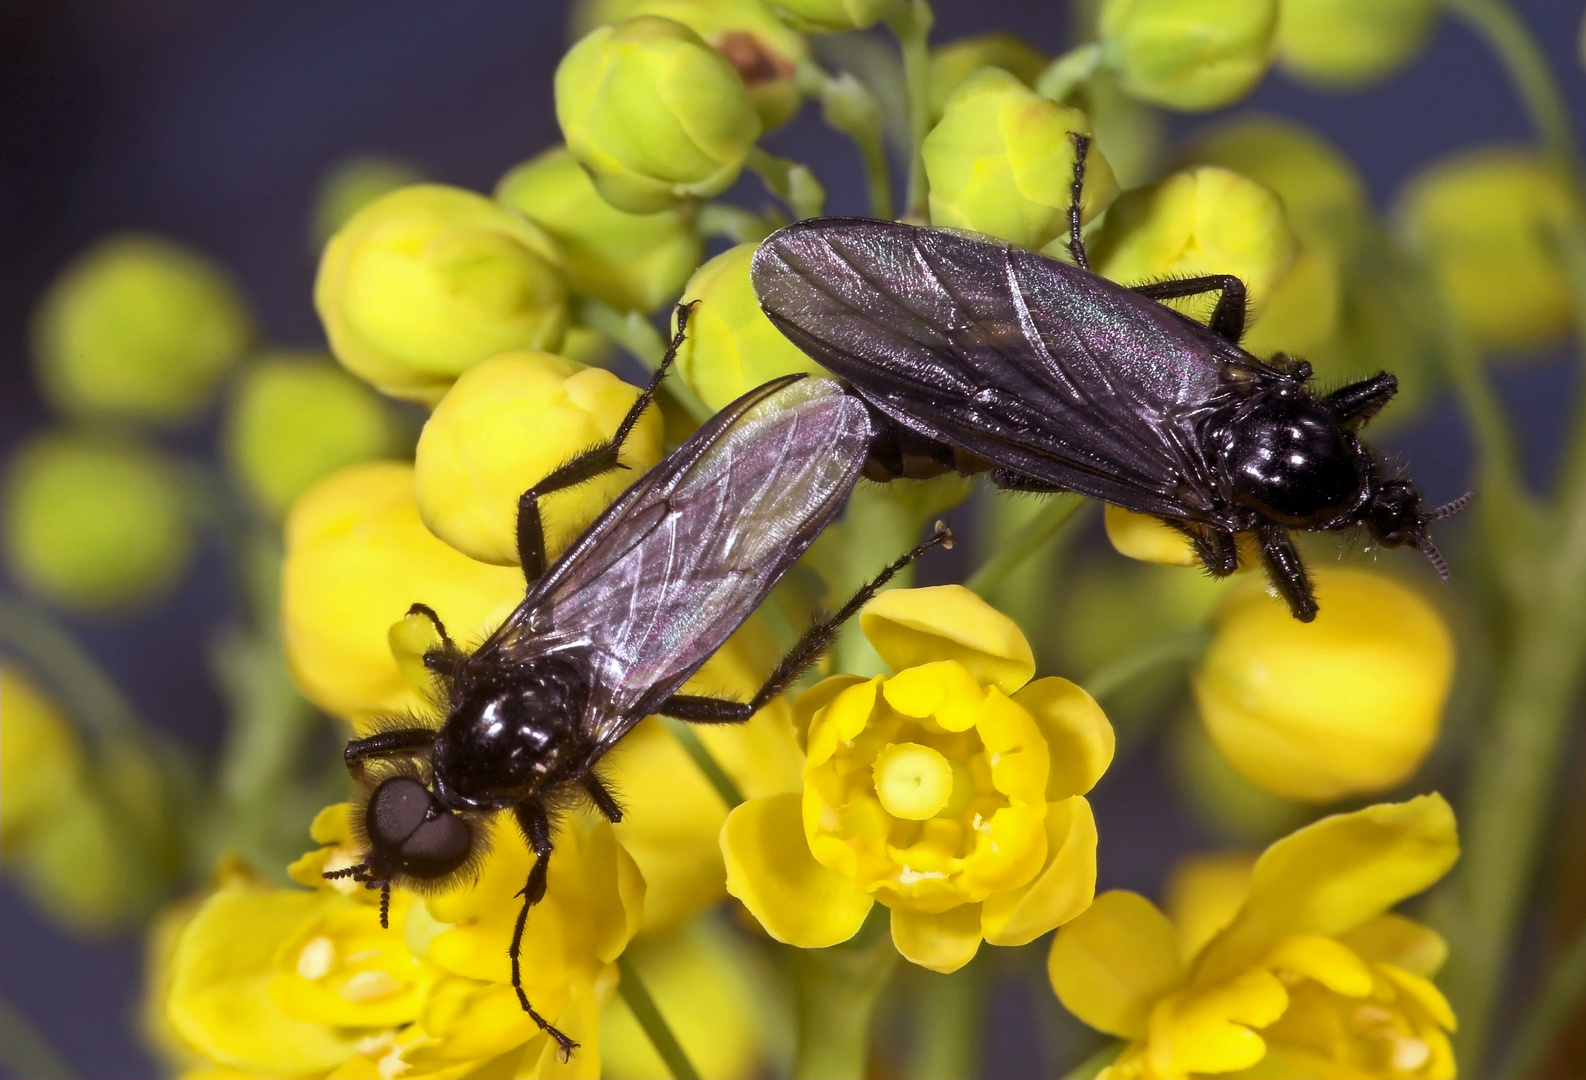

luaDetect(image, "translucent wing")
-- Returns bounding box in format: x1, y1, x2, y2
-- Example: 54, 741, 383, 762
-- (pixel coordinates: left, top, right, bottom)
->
474, 375, 871, 750
753, 217, 1266, 522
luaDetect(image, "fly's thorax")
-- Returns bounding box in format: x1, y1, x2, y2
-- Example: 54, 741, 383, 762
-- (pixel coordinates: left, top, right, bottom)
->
1217, 389, 1368, 527
432, 656, 590, 812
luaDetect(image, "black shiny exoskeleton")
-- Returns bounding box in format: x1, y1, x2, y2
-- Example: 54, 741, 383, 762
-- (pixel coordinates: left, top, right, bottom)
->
324, 314, 951, 1058
751, 136, 1471, 621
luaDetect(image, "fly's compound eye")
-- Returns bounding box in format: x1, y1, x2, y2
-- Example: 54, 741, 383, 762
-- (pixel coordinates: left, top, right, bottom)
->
366, 776, 472, 880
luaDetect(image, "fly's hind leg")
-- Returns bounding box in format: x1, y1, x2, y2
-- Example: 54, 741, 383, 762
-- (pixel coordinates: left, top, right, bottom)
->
510, 802, 579, 1061
661, 523, 956, 723
516, 301, 698, 581
1130, 276, 1249, 344
1255, 521, 1318, 622
1066, 133, 1093, 270
1180, 524, 1240, 577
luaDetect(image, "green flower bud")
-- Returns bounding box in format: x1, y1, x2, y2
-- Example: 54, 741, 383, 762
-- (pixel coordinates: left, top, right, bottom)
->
556, 16, 762, 214
1091, 166, 1296, 324
574, 0, 809, 129
0, 666, 84, 850
32, 235, 252, 424
1275, 0, 1439, 87
924, 67, 1119, 250
311, 156, 425, 247
677, 243, 823, 411
14, 787, 141, 930
2, 434, 193, 612
224, 352, 404, 518
496, 146, 703, 313
928, 33, 1048, 121
763, 0, 897, 32
1395, 148, 1574, 352
315, 184, 568, 404
1098, 0, 1277, 111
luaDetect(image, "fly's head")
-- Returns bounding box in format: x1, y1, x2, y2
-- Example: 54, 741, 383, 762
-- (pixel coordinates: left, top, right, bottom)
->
1363, 479, 1474, 582
1221, 391, 1367, 528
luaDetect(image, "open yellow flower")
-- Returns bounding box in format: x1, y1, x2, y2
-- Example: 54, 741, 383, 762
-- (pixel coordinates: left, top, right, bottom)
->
1049, 794, 1459, 1080
723, 585, 1112, 973
165, 803, 643, 1079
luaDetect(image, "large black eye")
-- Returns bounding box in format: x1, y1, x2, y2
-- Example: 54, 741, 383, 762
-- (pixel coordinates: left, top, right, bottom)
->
365, 777, 471, 880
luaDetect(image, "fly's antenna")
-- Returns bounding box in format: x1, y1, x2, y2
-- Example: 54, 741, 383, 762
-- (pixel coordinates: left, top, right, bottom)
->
1430, 491, 1475, 521
1414, 535, 1452, 583
322, 862, 370, 882
379, 882, 391, 929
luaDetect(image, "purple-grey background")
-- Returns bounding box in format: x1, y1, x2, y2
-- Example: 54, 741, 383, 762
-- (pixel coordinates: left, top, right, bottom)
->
2, 0, 1583, 1075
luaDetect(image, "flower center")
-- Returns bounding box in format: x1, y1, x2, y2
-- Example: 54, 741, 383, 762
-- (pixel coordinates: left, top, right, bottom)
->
873, 742, 955, 820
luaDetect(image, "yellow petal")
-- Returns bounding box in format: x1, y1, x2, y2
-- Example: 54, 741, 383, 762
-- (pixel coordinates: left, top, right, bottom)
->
982, 796, 1098, 946
1012, 677, 1115, 799
1163, 853, 1255, 964
1381, 963, 1457, 1031
721, 793, 873, 947
792, 675, 868, 753
1104, 505, 1199, 566
308, 803, 353, 847
805, 678, 881, 768
860, 585, 1035, 694
1146, 968, 1287, 1077
1264, 934, 1373, 997
1340, 913, 1448, 977
1048, 891, 1185, 1039
890, 903, 984, 973
1195, 794, 1459, 985
882, 661, 990, 732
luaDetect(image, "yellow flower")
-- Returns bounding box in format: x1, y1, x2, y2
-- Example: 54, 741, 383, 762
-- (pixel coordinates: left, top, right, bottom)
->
312, 156, 426, 248
1097, 0, 1277, 112
1049, 794, 1459, 1080
496, 146, 703, 313
764, 0, 897, 32
1193, 569, 1453, 803
923, 67, 1119, 251
722, 585, 1112, 973
1395, 147, 1575, 352
413, 351, 663, 566
31, 233, 252, 423
555, 16, 762, 214
166, 805, 643, 1079
0, 665, 84, 848
281, 461, 523, 724
2, 432, 194, 612
677, 243, 825, 411
315, 184, 568, 404
1275, 0, 1440, 88
1091, 166, 1296, 324
928, 33, 1048, 122
1103, 506, 1258, 572
223, 351, 404, 519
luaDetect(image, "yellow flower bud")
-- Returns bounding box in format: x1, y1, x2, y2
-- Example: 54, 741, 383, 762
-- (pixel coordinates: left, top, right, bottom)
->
414, 351, 662, 566
1104, 505, 1259, 572
281, 462, 523, 723
2, 433, 193, 612
928, 33, 1048, 121
1091, 165, 1296, 323
0, 666, 84, 849
1395, 147, 1575, 351
1275, 0, 1439, 87
574, 0, 809, 130
1098, 0, 1277, 111
223, 351, 403, 519
310, 156, 425, 247
1194, 569, 1453, 803
677, 242, 825, 410
496, 146, 703, 313
32, 234, 251, 423
315, 184, 568, 404
924, 67, 1119, 250
556, 16, 762, 214
764, 0, 897, 32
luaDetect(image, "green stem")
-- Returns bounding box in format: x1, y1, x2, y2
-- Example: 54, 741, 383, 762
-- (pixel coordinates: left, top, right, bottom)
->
0, 998, 75, 1080
659, 717, 745, 808
905, 959, 985, 1079
886, 0, 934, 221
1083, 627, 1212, 703
617, 953, 701, 1080
964, 494, 1086, 597
572, 297, 713, 423
745, 146, 827, 220
805, 64, 893, 219
1499, 923, 1586, 1079
696, 201, 780, 245
792, 906, 898, 1079
1058, 1040, 1125, 1080
0, 596, 144, 743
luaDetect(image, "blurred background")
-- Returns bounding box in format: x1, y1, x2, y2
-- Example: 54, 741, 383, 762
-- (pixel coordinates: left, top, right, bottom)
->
2, 0, 1583, 1076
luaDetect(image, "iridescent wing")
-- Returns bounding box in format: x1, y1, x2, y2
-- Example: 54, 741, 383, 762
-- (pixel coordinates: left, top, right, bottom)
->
473, 374, 871, 749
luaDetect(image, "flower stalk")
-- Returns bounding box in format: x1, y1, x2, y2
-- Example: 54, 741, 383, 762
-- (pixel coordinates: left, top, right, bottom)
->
886, 0, 935, 221
791, 906, 898, 1080
617, 953, 702, 1080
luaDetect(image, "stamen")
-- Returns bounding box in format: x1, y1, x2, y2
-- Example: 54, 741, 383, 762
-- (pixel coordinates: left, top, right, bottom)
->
296, 936, 337, 980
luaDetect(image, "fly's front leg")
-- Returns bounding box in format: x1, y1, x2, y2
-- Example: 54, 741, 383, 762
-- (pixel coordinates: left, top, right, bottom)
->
662, 524, 956, 723
988, 467, 1069, 494
516, 301, 698, 580
1255, 521, 1318, 622
1066, 132, 1092, 270
509, 802, 579, 1060
1130, 276, 1249, 344
582, 774, 623, 823
343, 728, 436, 769
1183, 524, 1240, 577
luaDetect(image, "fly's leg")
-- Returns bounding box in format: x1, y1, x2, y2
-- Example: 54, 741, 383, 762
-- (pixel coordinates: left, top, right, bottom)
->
516, 301, 697, 581
343, 728, 436, 768
988, 467, 1069, 493
582, 774, 623, 823
661, 524, 955, 723
1184, 524, 1240, 577
1066, 133, 1092, 270
510, 802, 579, 1061
1130, 277, 1249, 344
1327, 373, 1399, 428
1255, 521, 1318, 622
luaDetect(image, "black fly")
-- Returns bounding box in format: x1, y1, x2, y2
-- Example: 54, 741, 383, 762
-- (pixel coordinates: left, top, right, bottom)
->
750, 136, 1470, 622
324, 310, 951, 1058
